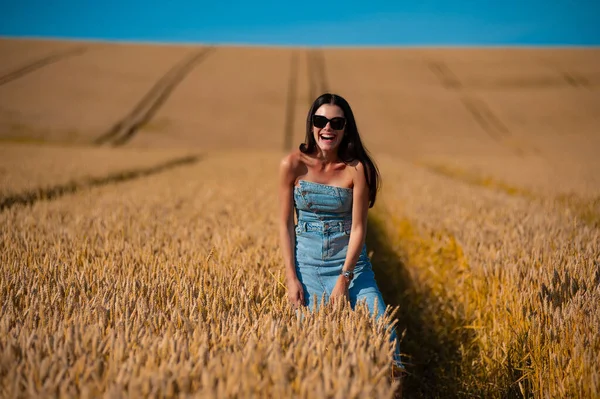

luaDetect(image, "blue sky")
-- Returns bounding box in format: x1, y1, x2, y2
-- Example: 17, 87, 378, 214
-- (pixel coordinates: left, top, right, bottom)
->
1, 0, 599, 46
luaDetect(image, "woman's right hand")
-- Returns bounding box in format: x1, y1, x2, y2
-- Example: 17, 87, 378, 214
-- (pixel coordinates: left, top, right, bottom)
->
286, 277, 305, 308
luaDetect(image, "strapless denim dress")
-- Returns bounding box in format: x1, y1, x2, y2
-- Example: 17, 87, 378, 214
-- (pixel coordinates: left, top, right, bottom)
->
293, 179, 404, 369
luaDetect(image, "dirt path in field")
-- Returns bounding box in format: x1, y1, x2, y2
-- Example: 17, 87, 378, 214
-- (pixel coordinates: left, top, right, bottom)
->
367, 212, 470, 397
429, 58, 594, 90
94, 48, 214, 146
543, 58, 591, 89
427, 61, 462, 89
425, 58, 542, 158
281, 48, 328, 150
282, 51, 299, 151
0, 46, 87, 87
307, 49, 329, 104
0, 154, 201, 211
458, 96, 514, 147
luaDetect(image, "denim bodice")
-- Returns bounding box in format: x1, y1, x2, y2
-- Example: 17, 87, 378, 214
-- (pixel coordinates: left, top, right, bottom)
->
294, 180, 353, 223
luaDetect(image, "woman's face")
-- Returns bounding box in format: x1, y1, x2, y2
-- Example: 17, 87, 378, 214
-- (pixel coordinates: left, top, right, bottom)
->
312, 104, 345, 152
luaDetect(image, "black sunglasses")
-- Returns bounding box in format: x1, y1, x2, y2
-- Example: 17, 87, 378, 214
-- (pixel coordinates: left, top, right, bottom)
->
312, 115, 346, 130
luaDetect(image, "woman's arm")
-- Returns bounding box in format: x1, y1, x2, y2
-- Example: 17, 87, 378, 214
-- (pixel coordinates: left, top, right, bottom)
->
331, 161, 370, 300
278, 154, 305, 307
343, 161, 370, 273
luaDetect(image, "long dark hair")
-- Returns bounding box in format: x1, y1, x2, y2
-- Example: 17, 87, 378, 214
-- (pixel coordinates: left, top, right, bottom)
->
300, 93, 381, 208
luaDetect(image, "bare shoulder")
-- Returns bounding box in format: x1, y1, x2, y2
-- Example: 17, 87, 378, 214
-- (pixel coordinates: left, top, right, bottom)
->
280, 149, 305, 183
280, 149, 303, 171
347, 159, 367, 183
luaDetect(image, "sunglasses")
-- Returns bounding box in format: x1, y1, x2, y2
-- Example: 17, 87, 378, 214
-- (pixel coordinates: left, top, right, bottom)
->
312, 115, 346, 130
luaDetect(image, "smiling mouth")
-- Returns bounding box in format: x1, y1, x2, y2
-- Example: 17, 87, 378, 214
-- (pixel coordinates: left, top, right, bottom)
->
320, 133, 336, 141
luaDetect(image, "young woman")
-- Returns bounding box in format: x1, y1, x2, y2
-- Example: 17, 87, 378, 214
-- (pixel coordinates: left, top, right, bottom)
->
278, 93, 405, 378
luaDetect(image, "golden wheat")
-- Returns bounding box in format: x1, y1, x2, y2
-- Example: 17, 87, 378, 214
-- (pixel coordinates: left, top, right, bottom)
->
417, 155, 600, 200
374, 154, 600, 397
0, 151, 401, 398
2, 148, 599, 397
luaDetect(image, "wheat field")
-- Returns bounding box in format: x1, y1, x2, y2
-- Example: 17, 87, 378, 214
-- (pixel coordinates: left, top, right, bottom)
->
0, 38, 599, 398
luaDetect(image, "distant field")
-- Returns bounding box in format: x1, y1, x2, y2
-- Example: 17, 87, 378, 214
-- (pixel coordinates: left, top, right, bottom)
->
0, 143, 196, 200
1, 38, 599, 196
0, 38, 598, 398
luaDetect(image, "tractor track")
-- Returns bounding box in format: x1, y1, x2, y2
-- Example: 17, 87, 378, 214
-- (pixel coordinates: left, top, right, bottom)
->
428, 60, 595, 90
537, 56, 593, 89
94, 47, 214, 146
306, 49, 329, 104
0, 47, 87, 87
0, 155, 201, 212
282, 51, 299, 151
427, 61, 462, 89
281, 49, 329, 151
425, 58, 542, 157
460, 94, 541, 157
464, 76, 596, 90
557, 69, 590, 89
459, 96, 510, 142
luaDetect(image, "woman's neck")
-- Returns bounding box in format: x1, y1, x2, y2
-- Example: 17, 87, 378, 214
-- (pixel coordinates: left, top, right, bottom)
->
314, 148, 338, 165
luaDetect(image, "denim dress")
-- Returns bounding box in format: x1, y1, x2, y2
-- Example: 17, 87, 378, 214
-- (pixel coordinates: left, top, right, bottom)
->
294, 179, 404, 369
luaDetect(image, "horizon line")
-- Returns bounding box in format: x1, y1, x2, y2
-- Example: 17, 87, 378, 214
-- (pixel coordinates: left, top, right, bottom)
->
2, 34, 599, 50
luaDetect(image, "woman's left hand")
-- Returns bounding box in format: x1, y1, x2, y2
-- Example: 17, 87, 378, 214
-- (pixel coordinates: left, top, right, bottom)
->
330, 276, 350, 303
